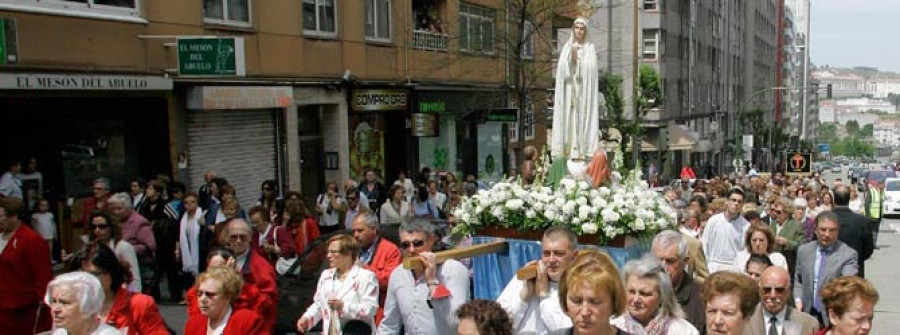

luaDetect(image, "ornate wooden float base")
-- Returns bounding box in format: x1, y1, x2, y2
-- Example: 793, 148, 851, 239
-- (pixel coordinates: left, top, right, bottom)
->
480, 225, 626, 248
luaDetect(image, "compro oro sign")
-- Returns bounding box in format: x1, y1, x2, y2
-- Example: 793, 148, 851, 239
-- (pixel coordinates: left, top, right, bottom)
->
351, 89, 409, 112
177, 37, 246, 76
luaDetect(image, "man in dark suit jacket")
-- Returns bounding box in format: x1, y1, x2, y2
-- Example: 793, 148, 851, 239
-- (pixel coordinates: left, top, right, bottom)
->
794, 211, 858, 326
745, 266, 819, 335
832, 185, 874, 277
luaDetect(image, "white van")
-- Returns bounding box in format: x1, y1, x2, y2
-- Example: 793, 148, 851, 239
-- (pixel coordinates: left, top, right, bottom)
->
883, 178, 900, 217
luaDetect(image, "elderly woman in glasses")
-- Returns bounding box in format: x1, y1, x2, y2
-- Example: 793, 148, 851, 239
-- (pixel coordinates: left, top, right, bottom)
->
76, 242, 168, 334
45, 271, 120, 335
88, 211, 142, 293
184, 266, 264, 335
611, 255, 699, 335
297, 234, 378, 334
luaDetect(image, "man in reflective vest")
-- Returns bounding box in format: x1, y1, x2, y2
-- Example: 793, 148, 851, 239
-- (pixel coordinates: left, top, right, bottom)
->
865, 181, 884, 247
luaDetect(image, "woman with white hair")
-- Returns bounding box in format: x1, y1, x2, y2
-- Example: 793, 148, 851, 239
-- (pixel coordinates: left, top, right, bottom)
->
45, 271, 121, 335
611, 255, 699, 335
551, 17, 600, 160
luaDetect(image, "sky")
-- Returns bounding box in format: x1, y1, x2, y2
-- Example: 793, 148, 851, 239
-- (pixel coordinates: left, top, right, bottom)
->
811, 0, 900, 73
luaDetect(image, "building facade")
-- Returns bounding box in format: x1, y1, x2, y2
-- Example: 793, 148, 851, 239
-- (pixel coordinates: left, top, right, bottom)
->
0, 0, 570, 249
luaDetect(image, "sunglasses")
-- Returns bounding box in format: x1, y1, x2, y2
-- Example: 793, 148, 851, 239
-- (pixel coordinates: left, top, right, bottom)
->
347, 197, 358, 201
761, 286, 787, 294
772, 210, 784, 215
91, 224, 111, 230
229, 234, 250, 242
196, 290, 220, 299
399, 240, 426, 249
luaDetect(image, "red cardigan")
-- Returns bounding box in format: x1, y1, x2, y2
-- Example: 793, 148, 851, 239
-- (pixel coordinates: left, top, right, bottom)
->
362, 237, 401, 325
184, 309, 267, 335
0, 224, 52, 334
241, 251, 278, 332
105, 289, 169, 335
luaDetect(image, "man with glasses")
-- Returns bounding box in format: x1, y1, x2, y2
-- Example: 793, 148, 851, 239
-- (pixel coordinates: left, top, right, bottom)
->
378, 218, 469, 334
744, 266, 819, 335
0, 198, 52, 334
769, 199, 806, 278
343, 187, 370, 230
496, 226, 578, 334
226, 218, 277, 332
702, 188, 751, 273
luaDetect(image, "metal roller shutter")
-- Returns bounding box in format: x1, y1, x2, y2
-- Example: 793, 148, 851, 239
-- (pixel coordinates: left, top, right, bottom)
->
187, 109, 277, 210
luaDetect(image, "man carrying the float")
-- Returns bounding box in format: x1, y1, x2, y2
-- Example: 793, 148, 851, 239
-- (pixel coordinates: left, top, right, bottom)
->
496, 226, 579, 334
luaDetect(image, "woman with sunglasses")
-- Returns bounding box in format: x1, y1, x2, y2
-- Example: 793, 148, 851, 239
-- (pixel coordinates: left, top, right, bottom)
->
76, 242, 169, 334
185, 248, 262, 319
297, 234, 378, 334
89, 211, 142, 293
611, 255, 699, 335
184, 266, 264, 335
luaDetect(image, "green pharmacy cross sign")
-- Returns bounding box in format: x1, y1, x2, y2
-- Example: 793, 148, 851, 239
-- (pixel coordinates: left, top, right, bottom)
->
177, 37, 246, 76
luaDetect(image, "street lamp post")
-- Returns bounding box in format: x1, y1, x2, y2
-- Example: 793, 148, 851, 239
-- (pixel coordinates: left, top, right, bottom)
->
734, 87, 789, 170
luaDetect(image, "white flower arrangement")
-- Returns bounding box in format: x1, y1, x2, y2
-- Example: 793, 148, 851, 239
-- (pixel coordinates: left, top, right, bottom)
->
451, 147, 677, 244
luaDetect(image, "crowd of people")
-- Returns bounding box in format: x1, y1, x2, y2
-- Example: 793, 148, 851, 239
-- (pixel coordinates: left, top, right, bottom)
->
0, 157, 886, 335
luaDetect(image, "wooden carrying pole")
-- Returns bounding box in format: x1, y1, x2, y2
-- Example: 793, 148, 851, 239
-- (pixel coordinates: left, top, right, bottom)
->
402, 241, 507, 271
516, 263, 539, 280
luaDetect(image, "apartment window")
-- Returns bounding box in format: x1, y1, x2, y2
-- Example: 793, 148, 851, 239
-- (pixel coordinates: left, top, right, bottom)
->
204, 0, 250, 26
303, 0, 336, 36
521, 20, 534, 59
2, 0, 140, 17
365, 0, 391, 41
459, 2, 495, 54
643, 29, 659, 61
524, 107, 535, 140
643, 0, 658, 11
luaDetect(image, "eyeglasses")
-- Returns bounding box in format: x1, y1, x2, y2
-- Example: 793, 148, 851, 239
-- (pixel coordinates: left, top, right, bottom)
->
761, 286, 787, 294
399, 240, 426, 249
196, 290, 220, 299
327, 249, 343, 254
229, 234, 250, 242
772, 210, 784, 215
91, 224, 111, 230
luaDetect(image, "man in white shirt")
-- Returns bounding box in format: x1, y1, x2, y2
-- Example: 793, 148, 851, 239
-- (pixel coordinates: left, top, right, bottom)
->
702, 188, 750, 273
427, 181, 446, 212
378, 218, 469, 334
0, 159, 22, 199
496, 226, 577, 334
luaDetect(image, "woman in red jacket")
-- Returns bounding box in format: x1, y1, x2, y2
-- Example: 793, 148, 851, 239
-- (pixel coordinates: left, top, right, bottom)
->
77, 242, 169, 335
184, 266, 266, 335
185, 248, 261, 318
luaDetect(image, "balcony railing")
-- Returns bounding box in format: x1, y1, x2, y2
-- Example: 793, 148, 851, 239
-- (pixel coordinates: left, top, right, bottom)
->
412, 30, 449, 52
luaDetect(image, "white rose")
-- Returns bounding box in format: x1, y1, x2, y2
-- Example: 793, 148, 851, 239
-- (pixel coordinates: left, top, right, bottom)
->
526, 209, 537, 219
576, 197, 588, 206
582, 223, 599, 234
505, 199, 524, 211
554, 197, 566, 207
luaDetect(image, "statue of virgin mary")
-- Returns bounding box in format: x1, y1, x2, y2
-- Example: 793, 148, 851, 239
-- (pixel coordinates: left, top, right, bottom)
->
551, 17, 600, 162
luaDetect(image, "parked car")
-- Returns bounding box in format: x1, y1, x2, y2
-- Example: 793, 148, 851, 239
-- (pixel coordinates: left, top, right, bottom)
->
883, 178, 900, 218
831, 165, 842, 173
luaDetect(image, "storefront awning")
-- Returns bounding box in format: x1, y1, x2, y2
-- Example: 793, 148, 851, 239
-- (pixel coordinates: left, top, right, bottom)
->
668, 125, 698, 151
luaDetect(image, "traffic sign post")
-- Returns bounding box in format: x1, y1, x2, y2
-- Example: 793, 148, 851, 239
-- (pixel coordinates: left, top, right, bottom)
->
785, 152, 813, 176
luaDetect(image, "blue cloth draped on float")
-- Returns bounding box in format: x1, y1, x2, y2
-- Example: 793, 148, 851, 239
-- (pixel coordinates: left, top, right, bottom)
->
471, 236, 652, 300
